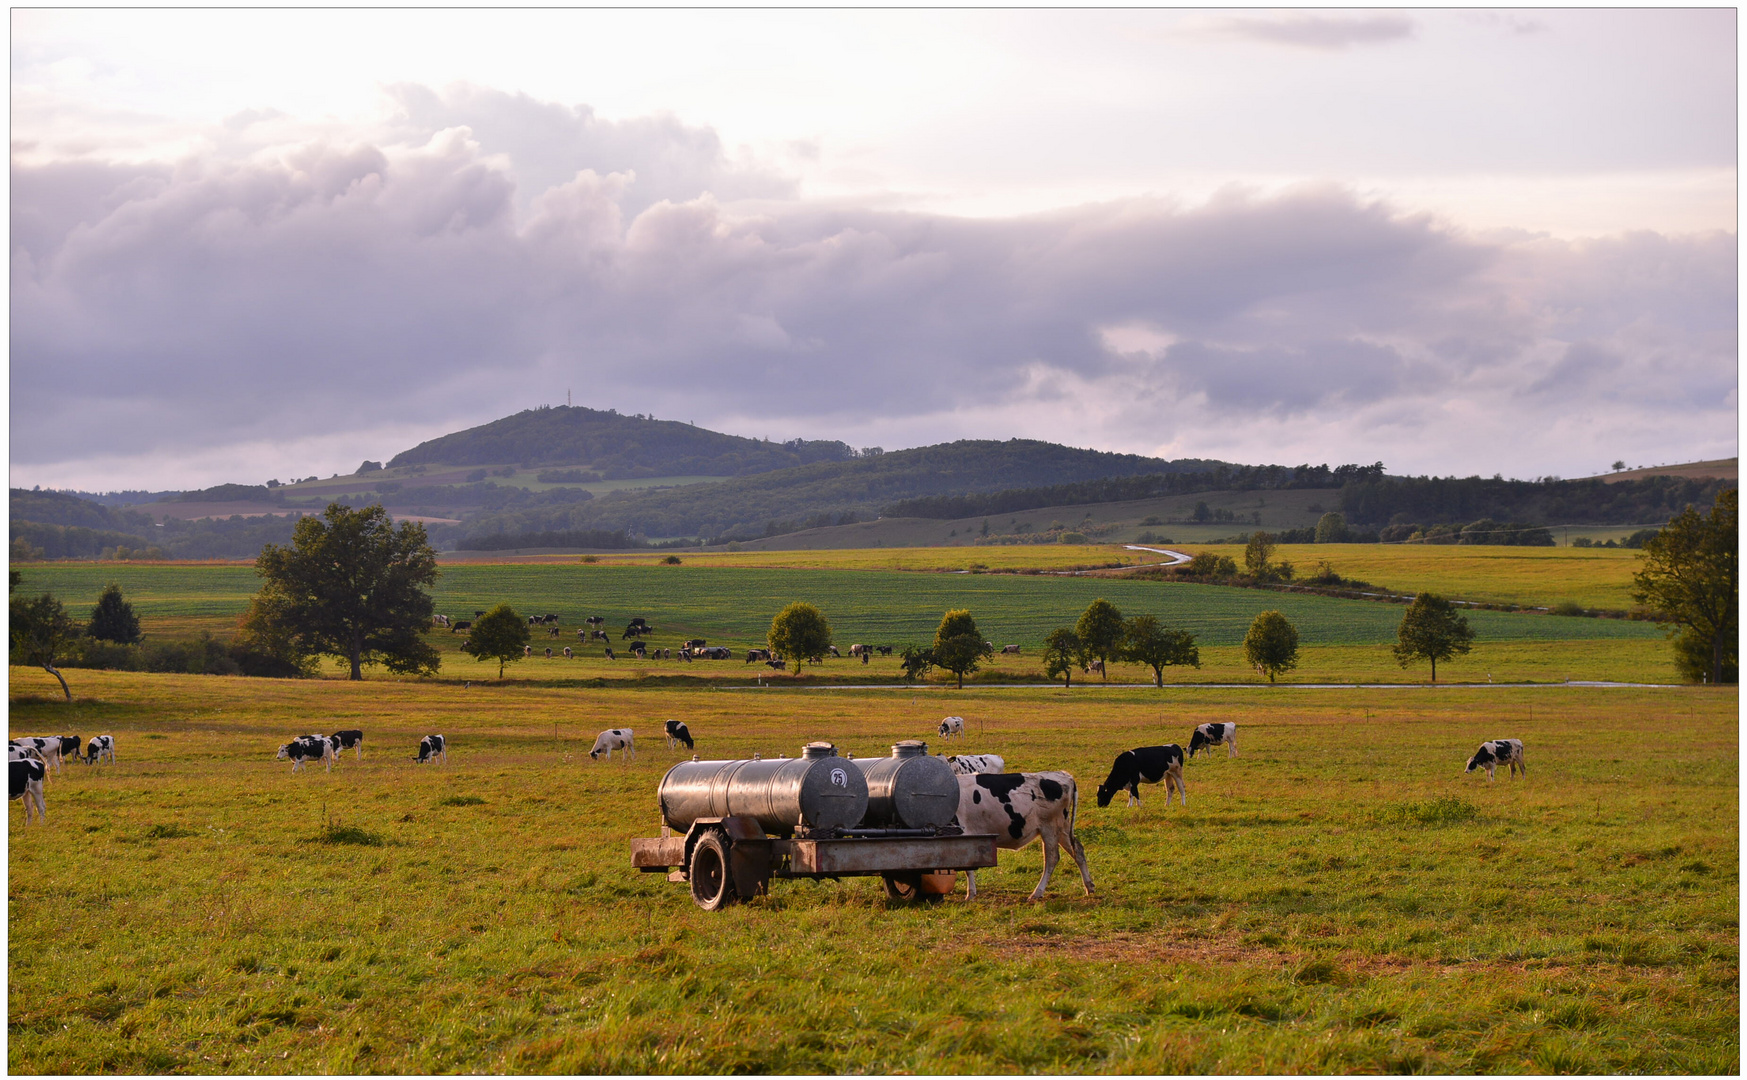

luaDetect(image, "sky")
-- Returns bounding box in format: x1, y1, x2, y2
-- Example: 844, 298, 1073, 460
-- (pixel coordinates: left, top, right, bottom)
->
10, 8, 1738, 492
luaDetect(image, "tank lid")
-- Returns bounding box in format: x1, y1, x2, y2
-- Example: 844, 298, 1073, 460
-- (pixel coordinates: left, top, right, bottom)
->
801, 741, 837, 759
892, 740, 928, 758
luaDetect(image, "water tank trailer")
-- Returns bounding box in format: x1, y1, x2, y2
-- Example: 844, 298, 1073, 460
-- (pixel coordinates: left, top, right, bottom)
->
630, 741, 997, 909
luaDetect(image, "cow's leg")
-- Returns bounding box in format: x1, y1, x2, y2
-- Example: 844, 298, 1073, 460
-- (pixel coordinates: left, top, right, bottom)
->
1030, 834, 1060, 901
1228, 735, 1238, 758
964, 868, 978, 901
32, 781, 45, 824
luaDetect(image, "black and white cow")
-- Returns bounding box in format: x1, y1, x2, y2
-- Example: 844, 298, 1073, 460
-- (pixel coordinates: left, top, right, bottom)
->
590, 629, 610, 642
954, 771, 1093, 901
945, 753, 1005, 775
330, 729, 364, 761
451, 620, 472, 633
84, 735, 116, 765
55, 735, 82, 764
276, 735, 336, 773
1187, 722, 1238, 759
585, 616, 605, 630
9, 737, 65, 775
589, 729, 635, 761
664, 720, 694, 750
10, 756, 47, 825
766, 660, 786, 670
745, 649, 771, 664
877, 645, 893, 657
683, 638, 707, 651
1466, 739, 1526, 780
937, 716, 966, 739
1001, 644, 1021, 655
545, 647, 554, 659
562, 647, 573, 659
416, 734, 447, 765
827, 645, 841, 658
604, 647, 617, 660
1096, 745, 1186, 808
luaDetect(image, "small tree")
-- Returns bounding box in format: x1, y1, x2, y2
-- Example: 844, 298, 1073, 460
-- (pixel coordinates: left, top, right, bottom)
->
1244, 531, 1277, 578
769, 601, 834, 668
1314, 513, 1349, 544
1244, 610, 1299, 683
1122, 615, 1200, 688
1042, 627, 1084, 687
898, 643, 934, 684
932, 609, 992, 689
1612, 460, 1627, 472
1632, 489, 1738, 684
11, 589, 76, 700
87, 582, 143, 645
466, 603, 532, 678
1392, 592, 1476, 682
252, 503, 440, 680
1074, 598, 1125, 682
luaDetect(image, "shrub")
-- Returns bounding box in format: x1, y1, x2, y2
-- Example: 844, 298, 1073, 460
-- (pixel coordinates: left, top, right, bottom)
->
1059, 532, 1089, 544
1549, 601, 1592, 618
1623, 528, 1660, 549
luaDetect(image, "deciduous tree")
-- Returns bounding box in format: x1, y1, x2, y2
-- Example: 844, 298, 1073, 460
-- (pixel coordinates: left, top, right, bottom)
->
1074, 598, 1125, 682
1122, 616, 1200, 688
1244, 531, 1277, 578
1042, 627, 1084, 688
1392, 592, 1475, 682
769, 601, 834, 668
465, 603, 532, 678
251, 503, 441, 680
1632, 489, 1737, 684
11, 585, 76, 700
1243, 610, 1299, 684
932, 609, 992, 689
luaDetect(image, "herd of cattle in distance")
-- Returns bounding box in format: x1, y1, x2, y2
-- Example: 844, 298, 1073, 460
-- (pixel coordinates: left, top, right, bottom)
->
8, 735, 118, 825
431, 611, 1022, 668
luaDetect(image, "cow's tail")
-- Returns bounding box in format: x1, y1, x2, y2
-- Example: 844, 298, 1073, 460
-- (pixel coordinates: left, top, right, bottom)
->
1065, 776, 1082, 848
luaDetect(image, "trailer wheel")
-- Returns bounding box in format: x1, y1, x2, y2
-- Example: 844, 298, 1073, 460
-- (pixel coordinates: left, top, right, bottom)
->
690, 831, 737, 910
881, 872, 942, 904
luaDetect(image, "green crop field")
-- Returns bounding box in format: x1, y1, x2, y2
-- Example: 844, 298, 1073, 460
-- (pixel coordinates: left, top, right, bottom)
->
13, 562, 1671, 689
7, 672, 1736, 1074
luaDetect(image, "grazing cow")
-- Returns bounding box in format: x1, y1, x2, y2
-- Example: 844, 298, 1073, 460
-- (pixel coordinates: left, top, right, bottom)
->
10, 756, 47, 825
1096, 745, 1186, 808
589, 729, 635, 761
665, 720, 694, 750
548, 626, 561, 638
276, 735, 336, 773
590, 629, 609, 642
563, 647, 573, 659
542, 614, 560, 625
684, 638, 706, 650
83, 735, 116, 765
1084, 659, 1105, 676
55, 735, 82, 764
700, 646, 732, 660
433, 614, 450, 628
766, 660, 787, 670
745, 649, 769, 664
586, 616, 605, 629
451, 620, 472, 633
415, 734, 447, 765
849, 644, 868, 657
544, 647, 554, 659
630, 641, 647, 656
1466, 739, 1526, 780
1002, 644, 1022, 655
524, 645, 533, 658
1187, 722, 1238, 759
946, 753, 1006, 775
9, 738, 64, 776
330, 729, 364, 761
661, 648, 672, 660
954, 772, 1093, 901
604, 647, 617, 660
527, 615, 539, 627
938, 716, 966, 739
877, 645, 893, 657
827, 645, 841, 658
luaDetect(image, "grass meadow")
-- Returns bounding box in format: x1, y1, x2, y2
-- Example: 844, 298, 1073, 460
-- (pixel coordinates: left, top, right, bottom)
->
7, 671, 1736, 1074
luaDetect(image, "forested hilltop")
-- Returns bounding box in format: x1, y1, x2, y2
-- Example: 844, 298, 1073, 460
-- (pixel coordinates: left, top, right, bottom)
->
9, 488, 303, 560
387, 404, 862, 478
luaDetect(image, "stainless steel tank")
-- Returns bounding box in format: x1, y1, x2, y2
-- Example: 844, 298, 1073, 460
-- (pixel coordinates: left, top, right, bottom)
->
657, 741, 869, 834
857, 740, 960, 829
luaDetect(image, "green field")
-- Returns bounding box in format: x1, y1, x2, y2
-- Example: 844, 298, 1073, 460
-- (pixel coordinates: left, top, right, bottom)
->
8, 672, 1736, 1073
13, 562, 1669, 689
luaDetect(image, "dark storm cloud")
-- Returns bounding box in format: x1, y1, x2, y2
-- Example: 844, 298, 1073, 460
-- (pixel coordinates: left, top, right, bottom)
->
8, 95, 1737, 485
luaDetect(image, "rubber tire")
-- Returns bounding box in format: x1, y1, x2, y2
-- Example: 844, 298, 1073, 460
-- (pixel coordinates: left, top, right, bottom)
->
690, 831, 736, 911
881, 872, 943, 904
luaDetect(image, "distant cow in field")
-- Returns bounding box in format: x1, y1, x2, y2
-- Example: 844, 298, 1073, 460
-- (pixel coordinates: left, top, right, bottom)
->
544, 647, 554, 659
766, 659, 787, 670
589, 629, 609, 642
330, 729, 364, 761
1002, 645, 1021, 655
604, 647, 616, 660
451, 620, 472, 633
954, 771, 1092, 901
547, 626, 561, 638
665, 721, 694, 750
1466, 739, 1525, 780
827, 645, 841, 658
433, 614, 450, 628
277, 735, 335, 773
585, 617, 605, 630
589, 729, 635, 761
699, 646, 732, 660
523, 645, 532, 657
849, 644, 868, 657
684, 639, 707, 651
416, 734, 447, 765
745, 649, 770, 663
10, 756, 47, 825
83, 735, 116, 765
946, 753, 1005, 775
938, 716, 966, 739
563, 647, 573, 659
1187, 722, 1237, 759
877, 645, 893, 657
1084, 659, 1104, 676
541, 614, 559, 625
1096, 745, 1186, 809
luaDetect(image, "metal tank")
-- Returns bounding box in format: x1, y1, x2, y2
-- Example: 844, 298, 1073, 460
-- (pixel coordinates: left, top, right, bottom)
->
657, 741, 869, 834
857, 740, 960, 830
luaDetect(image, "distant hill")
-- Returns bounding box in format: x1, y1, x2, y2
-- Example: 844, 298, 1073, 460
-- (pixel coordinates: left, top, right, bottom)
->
442, 439, 1231, 545
1582, 458, 1737, 485
387, 404, 861, 477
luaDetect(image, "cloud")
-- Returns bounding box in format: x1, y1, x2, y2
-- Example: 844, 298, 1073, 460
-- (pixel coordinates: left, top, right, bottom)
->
1197, 13, 1416, 51
8, 90, 1737, 489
